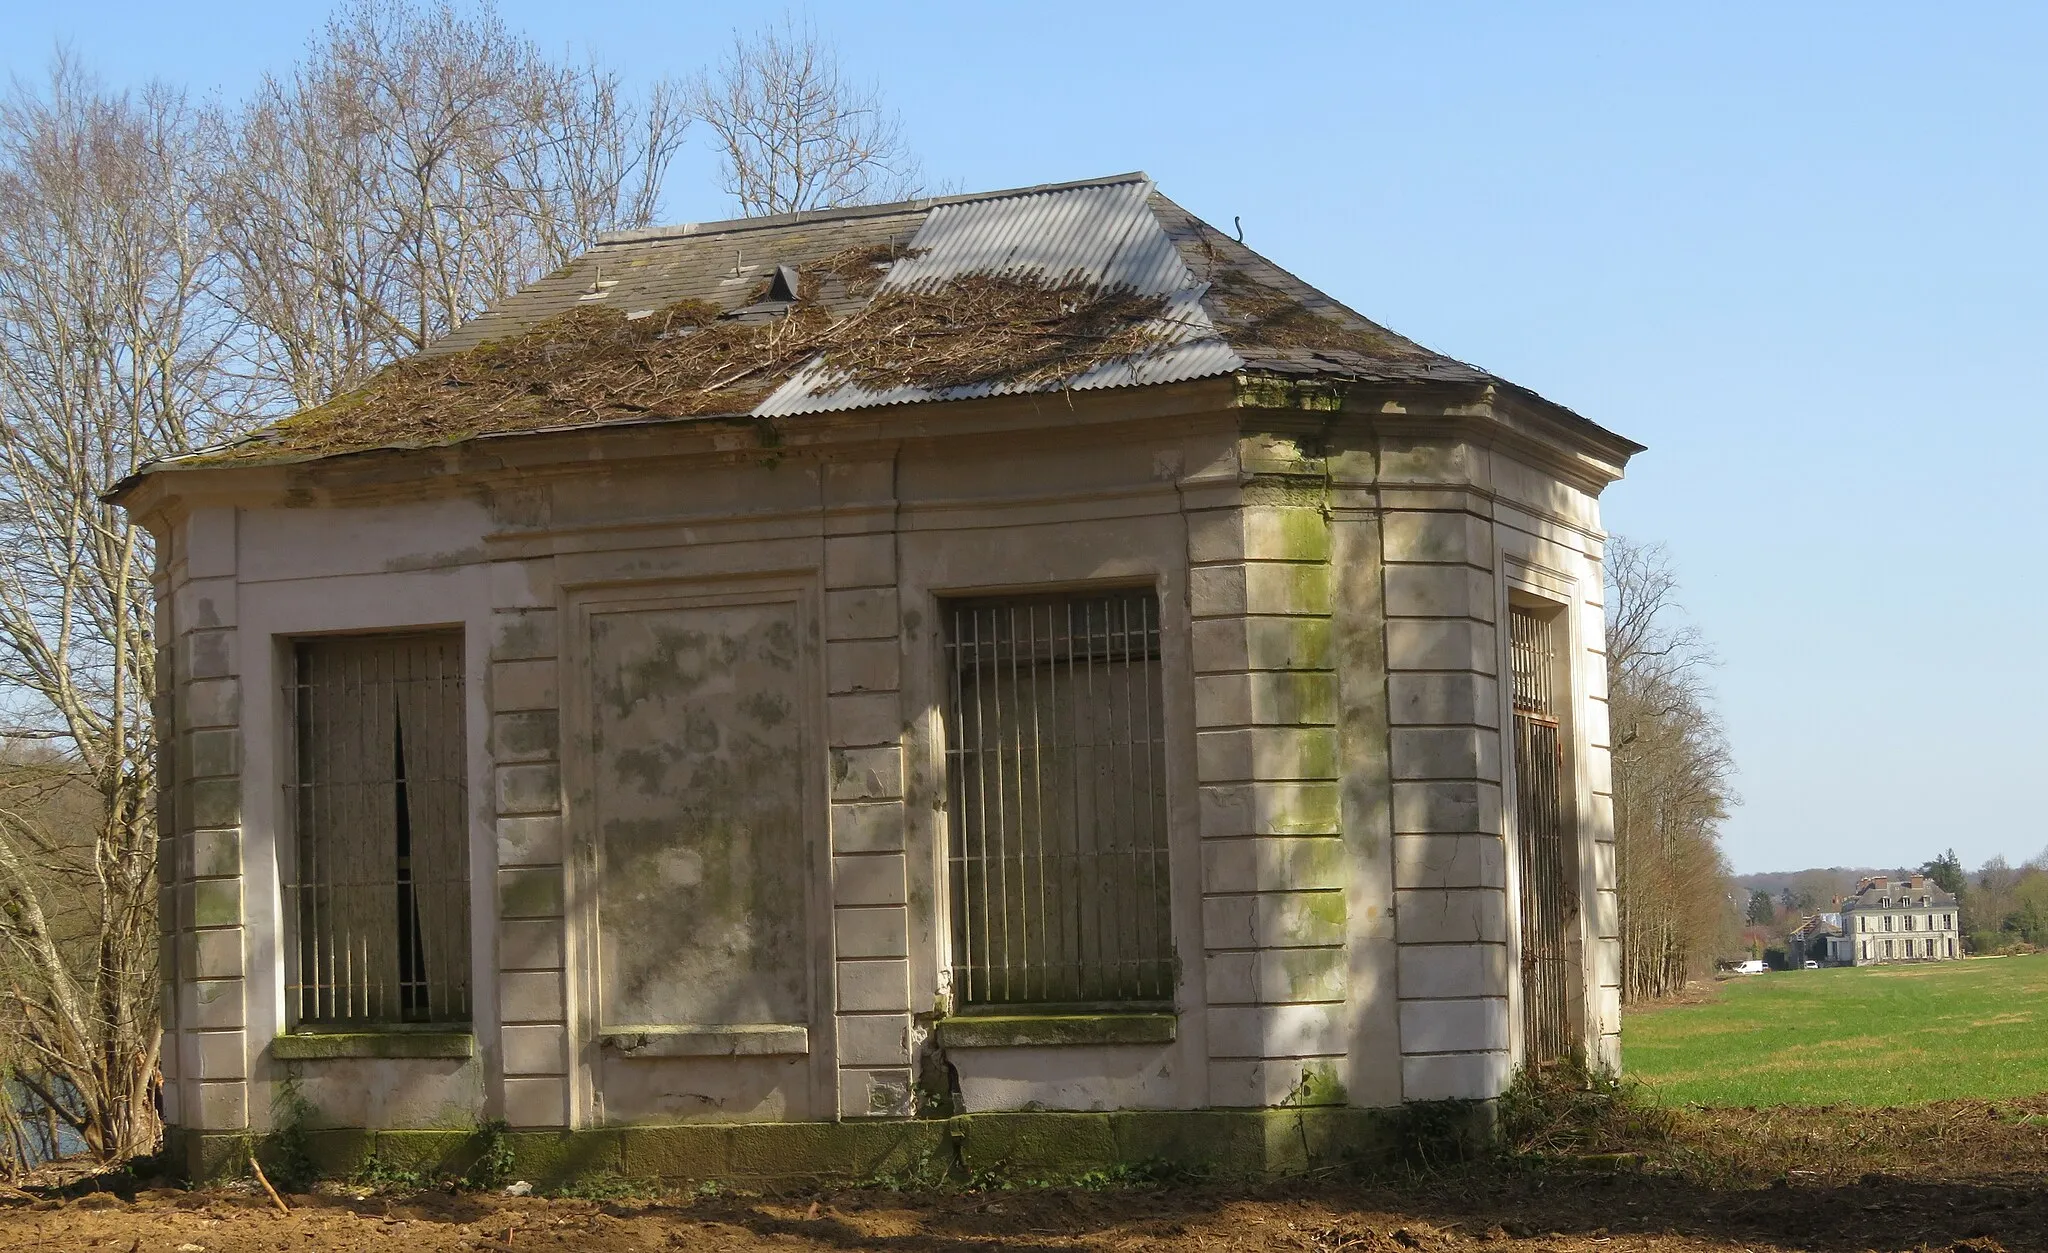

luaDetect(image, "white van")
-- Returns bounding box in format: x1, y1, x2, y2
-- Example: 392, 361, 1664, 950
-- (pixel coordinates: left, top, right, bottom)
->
1734, 959, 1767, 975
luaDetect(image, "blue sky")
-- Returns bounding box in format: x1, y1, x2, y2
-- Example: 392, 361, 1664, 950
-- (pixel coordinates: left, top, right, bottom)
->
6, 1, 2043, 874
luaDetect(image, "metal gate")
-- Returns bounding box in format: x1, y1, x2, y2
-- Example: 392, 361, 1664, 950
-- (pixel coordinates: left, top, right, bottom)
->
1510, 607, 1577, 1063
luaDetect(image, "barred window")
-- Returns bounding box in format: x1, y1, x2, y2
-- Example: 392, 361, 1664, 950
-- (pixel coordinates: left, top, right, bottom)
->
287, 633, 469, 1026
943, 590, 1173, 1009
1509, 605, 1576, 1064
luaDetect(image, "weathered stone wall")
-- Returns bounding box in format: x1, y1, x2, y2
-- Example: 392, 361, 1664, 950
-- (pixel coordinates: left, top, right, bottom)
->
490, 543, 571, 1129
822, 459, 915, 1120
139, 390, 1627, 1145
1187, 433, 1355, 1109
226, 498, 499, 1135
892, 428, 1215, 1112
160, 506, 250, 1138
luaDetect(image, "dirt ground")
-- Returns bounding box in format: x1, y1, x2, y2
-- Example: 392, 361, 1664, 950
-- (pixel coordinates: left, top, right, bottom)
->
2, 1167, 2037, 1253
4, 1101, 2042, 1253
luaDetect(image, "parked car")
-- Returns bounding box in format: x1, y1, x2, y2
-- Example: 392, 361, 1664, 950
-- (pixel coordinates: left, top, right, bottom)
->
1803, 960, 1819, 969
1734, 959, 1767, 974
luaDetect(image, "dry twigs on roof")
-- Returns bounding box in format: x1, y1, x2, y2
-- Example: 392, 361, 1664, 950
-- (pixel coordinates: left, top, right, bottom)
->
193, 260, 1174, 465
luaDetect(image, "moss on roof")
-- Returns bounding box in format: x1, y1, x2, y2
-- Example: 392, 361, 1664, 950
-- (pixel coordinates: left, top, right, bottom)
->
189, 259, 1174, 466
171, 180, 1514, 473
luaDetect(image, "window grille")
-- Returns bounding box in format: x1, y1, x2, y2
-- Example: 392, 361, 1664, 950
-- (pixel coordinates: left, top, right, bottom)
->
942, 590, 1173, 1009
1510, 606, 1576, 1063
286, 633, 469, 1025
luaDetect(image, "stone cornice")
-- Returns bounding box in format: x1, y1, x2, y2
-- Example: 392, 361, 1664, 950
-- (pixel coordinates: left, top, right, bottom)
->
109, 371, 1643, 518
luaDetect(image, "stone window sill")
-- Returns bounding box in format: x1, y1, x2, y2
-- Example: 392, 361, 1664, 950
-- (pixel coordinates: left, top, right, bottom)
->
600, 1024, 810, 1057
935, 1013, 1177, 1049
272, 1029, 474, 1060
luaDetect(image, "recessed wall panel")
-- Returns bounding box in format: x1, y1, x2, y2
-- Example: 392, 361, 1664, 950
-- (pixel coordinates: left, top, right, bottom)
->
586, 598, 809, 1028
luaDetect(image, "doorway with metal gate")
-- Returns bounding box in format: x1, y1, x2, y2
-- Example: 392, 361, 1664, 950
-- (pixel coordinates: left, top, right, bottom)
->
1509, 604, 1580, 1065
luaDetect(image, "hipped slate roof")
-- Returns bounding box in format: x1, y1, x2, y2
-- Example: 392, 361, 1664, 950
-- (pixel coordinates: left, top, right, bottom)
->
159, 172, 1622, 471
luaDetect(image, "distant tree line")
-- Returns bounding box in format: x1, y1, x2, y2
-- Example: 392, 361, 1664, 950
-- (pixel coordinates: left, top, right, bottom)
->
1920, 847, 2048, 955
0, 0, 916, 1169
1606, 538, 1740, 1001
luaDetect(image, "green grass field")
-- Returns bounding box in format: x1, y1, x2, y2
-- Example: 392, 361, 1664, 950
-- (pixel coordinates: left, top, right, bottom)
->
1622, 953, 2048, 1106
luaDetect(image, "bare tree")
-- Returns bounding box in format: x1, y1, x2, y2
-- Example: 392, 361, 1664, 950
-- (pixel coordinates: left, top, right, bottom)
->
210, 0, 687, 408
1605, 536, 1739, 1000
689, 17, 922, 217
0, 57, 236, 1162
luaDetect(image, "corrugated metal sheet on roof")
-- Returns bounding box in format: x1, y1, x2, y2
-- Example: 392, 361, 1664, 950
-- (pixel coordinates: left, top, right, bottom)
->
753, 177, 1242, 417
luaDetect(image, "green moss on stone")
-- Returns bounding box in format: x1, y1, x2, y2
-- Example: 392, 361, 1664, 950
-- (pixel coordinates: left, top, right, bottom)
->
733, 1120, 941, 1180
190, 879, 241, 928
1245, 618, 1334, 671
271, 1031, 474, 1060
1267, 947, 1348, 1002
1257, 672, 1337, 725
1285, 562, 1333, 613
935, 1013, 1177, 1049
509, 1129, 624, 1187
1280, 889, 1347, 945
1294, 729, 1341, 779
356, 1129, 477, 1179
617, 1124, 725, 1180
1278, 508, 1331, 561
187, 778, 241, 829
1286, 1061, 1349, 1108
498, 867, 564, 918
1235, 376, 1348, 412
1267, 783, 1342, 835
956, 1111, 1116, 1177
300, 1128, 372, 1176
1280, 837, 1346, 891
175, 1107, 1491, 1187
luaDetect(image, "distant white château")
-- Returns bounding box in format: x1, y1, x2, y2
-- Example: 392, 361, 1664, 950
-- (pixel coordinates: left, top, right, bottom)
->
1839, 874, 1960, 965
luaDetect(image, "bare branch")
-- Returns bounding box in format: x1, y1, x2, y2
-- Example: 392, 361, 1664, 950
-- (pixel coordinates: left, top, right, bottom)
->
209, 0, 688, 408
689, 17, 922, 217
1604, 535, 1740, 1000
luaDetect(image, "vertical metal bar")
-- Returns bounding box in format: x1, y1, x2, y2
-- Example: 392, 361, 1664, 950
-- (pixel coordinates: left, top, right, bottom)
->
319, 646, 333, 1022
1116, 594, 1136, 995
1138, 594, 1161, 997
1028, 601, 1050, 1002
971, 608, 994, 1006
1022, 603, 1043, 1002
990, 606, 1010, 1003
1073, 593, 1089, 999
946, 609, 971, 1004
